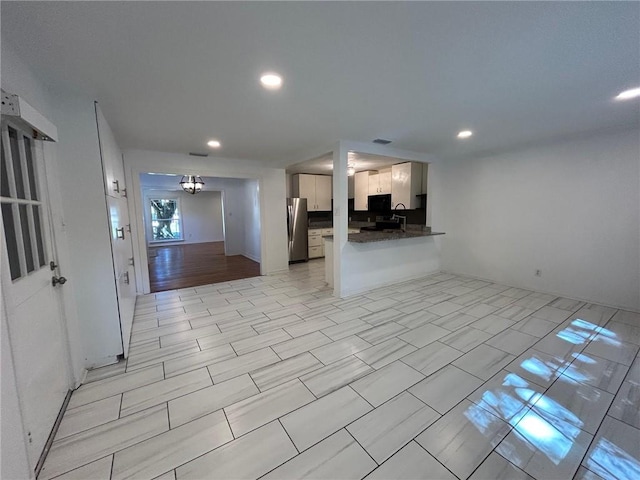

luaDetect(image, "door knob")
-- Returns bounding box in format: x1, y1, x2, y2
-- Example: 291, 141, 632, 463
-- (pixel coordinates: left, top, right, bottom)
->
52, 276, 67, 287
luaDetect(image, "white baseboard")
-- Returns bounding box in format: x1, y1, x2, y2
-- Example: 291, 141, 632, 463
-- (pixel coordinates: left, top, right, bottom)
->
243, 253, 261, 263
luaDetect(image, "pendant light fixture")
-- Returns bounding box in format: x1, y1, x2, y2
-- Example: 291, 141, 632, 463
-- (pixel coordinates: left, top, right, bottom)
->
180, 175, 205, 194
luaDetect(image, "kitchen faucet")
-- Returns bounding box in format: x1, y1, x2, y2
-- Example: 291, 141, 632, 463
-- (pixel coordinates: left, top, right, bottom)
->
391, 203, 407, 231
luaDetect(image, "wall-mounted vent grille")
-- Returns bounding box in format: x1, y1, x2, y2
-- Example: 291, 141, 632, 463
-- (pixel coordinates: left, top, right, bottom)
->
188, 152, 209, 157
373, 138, 392, 145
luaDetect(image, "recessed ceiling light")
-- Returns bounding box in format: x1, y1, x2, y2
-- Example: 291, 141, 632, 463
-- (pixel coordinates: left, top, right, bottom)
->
260, 73, 283, 90
457, 130, 473, 139
615, 87, 640, 101
207, 140, 221, 148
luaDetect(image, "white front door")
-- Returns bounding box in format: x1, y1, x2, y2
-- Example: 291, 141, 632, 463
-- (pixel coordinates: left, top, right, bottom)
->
0, 120, 72, 470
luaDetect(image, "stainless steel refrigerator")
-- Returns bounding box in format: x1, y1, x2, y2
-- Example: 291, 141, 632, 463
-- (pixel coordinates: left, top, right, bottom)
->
287, 198, 308, 263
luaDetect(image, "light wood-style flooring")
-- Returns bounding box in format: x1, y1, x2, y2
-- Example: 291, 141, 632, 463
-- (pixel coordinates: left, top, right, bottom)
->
148, 241, 260, 293
42, 261, 640, 480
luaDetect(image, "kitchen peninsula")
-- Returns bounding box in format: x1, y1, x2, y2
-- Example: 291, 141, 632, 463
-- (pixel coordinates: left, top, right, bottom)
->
324, 226, 445, 293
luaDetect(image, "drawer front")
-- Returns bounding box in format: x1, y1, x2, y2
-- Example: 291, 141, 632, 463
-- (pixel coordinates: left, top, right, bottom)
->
308, 228, 323, 236
348, 229, 361, 234
308, 235, 322, 247
308, 246, 323, 258
321, 228, 333, 235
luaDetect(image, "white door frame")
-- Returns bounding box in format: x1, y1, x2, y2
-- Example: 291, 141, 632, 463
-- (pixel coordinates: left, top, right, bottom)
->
129, 170, 265, 294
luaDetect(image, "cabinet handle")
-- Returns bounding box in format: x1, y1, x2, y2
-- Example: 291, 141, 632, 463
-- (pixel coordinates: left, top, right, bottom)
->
112, 180, 120, 193
123, 271, 130, 284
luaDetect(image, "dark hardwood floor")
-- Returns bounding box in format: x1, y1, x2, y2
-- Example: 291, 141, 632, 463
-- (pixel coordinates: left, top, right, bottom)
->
148, 241, 260, 292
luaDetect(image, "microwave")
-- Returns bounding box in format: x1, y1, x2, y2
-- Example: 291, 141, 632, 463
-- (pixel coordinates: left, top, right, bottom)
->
368, 194, 392, 212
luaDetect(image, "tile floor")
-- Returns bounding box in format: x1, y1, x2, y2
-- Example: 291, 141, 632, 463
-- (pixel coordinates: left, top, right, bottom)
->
40, 261, 640, 480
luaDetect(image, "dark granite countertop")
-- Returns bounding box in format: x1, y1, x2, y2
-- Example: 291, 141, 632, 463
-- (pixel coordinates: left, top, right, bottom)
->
308, 222, 375, 230
323, 225, 445, 243
308, 222, 333, 229
347, 230, 445, 243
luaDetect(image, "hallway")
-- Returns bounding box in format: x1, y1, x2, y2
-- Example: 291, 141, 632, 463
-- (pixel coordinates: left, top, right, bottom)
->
40, 261, 639, 480
148, 241, 260, 292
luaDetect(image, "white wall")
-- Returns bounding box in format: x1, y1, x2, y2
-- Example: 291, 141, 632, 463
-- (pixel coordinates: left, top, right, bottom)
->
441, 128, 640, 311
143, 190, 224, 245
125, 149, 287, 293
243, 180, 261, 263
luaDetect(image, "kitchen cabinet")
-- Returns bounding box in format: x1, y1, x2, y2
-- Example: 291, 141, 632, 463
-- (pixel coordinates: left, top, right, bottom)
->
292, 174, 332, 211
96, 103, 137, 357
391, 162, 423, 210
354, 171, 370, 211
368, 170, 391, 195
309, 227, 360, 258
308, 228, 324, 258
355, 169, 391, 211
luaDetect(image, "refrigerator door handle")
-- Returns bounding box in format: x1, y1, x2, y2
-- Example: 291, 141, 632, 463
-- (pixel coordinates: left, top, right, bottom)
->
287, 204, 293, 240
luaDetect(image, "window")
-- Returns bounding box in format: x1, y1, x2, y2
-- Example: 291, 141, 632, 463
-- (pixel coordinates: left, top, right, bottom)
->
149, 198, 183, 241
1, 123, 48, 281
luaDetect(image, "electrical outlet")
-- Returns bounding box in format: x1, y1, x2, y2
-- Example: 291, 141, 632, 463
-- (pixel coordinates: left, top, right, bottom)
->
535, 269, 542, 277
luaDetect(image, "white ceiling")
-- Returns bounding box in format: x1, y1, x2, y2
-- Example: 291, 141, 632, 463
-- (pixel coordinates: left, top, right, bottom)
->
2, 2, 638, 167
286, 152, 406, 175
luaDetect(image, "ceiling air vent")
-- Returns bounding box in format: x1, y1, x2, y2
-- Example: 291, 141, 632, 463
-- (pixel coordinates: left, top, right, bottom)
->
189, 152, 209, 157
373, 138, 392, 145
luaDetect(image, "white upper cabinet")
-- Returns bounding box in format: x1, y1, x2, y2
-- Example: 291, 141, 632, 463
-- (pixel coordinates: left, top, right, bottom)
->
297, 174, 316, 203
97, 105, 126, 199
367, 170, 391, 195
314, 175, 332, 211
292, 174, 332, 211
379, 171, 392, 194
391, 162, 423, 209
354, 171, 370, 211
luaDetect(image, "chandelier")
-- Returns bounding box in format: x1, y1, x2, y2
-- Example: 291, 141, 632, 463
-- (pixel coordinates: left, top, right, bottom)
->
180, 175, 205, 194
